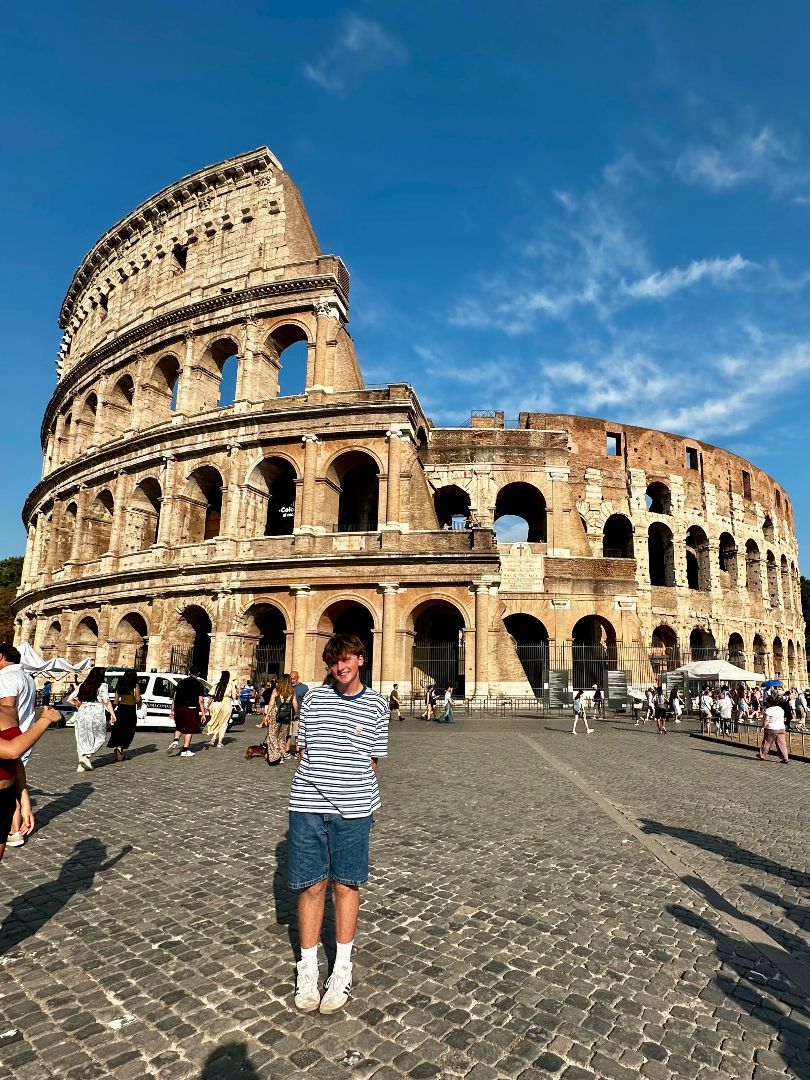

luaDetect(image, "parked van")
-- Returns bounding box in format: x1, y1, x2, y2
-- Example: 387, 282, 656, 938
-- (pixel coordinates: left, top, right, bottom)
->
62, 671, 214, 731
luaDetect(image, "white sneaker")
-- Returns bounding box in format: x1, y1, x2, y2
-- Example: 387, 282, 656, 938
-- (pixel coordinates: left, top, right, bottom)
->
79, 756, 93, 771
166, 739, 180, 753
179, 750, 194, 758
294, 961, 321, 1013
319, 962, 352, 1014
5, 832, 24, 848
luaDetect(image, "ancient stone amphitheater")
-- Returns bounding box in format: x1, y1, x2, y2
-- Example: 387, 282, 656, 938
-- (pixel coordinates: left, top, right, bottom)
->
14, 147, 806, 702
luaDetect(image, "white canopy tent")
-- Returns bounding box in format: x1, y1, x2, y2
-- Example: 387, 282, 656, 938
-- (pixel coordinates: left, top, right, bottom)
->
18, 643, 93, 678
670, 658, 766, 683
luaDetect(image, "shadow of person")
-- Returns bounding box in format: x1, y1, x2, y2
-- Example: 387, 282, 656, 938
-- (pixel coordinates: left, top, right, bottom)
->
199, 1042, 261, 1079
29, 781, 93, 832
0, 837, 132, 956
272, 834, 336, 970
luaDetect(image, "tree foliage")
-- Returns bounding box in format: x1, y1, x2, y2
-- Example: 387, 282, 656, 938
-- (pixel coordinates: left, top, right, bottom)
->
0, 557, 23, 590
0, 557, 23, 644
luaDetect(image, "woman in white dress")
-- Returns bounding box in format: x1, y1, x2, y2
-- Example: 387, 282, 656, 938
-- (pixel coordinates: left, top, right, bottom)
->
67, 667, 116, 772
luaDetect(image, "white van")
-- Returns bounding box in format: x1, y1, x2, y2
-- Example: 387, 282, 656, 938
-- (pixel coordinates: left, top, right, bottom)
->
62, 671, 212, 730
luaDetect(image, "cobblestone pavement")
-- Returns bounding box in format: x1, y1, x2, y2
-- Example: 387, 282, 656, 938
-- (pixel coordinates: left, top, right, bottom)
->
1, 712, 809, 1080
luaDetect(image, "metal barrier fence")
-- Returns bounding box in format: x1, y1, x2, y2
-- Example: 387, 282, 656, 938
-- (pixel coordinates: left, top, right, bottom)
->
699, 717, 810, 758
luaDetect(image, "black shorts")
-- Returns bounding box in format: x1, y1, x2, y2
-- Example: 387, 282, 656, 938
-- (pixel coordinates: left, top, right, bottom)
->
654, 707, 667, 720
0, 786, 17, 844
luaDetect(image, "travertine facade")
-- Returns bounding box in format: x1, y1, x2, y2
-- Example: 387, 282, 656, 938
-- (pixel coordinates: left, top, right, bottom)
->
14, 148, 806, 698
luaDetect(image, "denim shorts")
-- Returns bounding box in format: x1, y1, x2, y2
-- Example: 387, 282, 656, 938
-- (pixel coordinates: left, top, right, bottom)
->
288, 812, 374, 890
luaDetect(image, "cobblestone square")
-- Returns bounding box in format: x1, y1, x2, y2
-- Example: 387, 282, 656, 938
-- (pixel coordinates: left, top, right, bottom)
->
1, 713, 809, 1080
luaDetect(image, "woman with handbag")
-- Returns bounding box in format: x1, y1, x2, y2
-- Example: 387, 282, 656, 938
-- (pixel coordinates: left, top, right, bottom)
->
108, 668, 141, 762
265, 674, 298, 764
66, 667, 117, 771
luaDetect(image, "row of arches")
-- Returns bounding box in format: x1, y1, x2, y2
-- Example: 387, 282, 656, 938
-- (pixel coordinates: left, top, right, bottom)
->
649, 624, 802, 678
645, 481, 786, 542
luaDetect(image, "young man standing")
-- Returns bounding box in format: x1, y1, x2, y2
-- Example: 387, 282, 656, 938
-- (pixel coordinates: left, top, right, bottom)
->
288, 633, 389, 1014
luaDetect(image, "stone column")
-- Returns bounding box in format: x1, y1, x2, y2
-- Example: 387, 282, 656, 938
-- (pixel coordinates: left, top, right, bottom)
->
68, 486, 89, 565
290, 585, 312, 678
472, 583, 492, 698
21, 523, 36, 587
91, 375, 110, 447
545, 468, 571, 556
156, 455, 179, 546
379, 584, 400, 695
45, 501, 65, 573
297, 435, 319, 533
107, 472, 130, 556
173, 332, 196, 417
309, 297, 342, 392
235, 318, 258, 403
221, 444, 244, 538
384, 430, 404, 530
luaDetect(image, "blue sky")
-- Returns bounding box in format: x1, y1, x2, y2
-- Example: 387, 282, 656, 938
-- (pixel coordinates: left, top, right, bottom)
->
2, 1, 810, 559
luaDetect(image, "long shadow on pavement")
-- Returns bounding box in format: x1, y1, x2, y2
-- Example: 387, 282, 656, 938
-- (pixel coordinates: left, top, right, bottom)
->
273, 834, 337, 970
29, 780, 93, 832
199, 1042, 261, 1079
0, 837, 132, 956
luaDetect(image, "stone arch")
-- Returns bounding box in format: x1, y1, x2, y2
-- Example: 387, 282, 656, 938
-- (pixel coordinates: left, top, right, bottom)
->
195, 336, 240, 412
753, 633, 767, 674
317, 598, 377, 688
146, 353, 181, 423
172, 604, 213, 678
42, 619, 63, 660
745, 539, 761, 595
324, 450, 381, 533
728, 632, 746, 667
718, 532, 738, 586
650, 624, 679, 674
494, 482, 547, 543
685, 525, 710, 591
241, 601, 289, 684
766, 550, 778, 605
773, 636, 784, 678
75, 391, 98, 453
122, 477, 162, 553
86, 489, 114, 559
183, 465, 224, 543
763, 514, 775, 542
689, 627, 717, 662
408, 598, 467, 697
433, 485, 472, 530
645, 481, 672, 514
648, 522, 675, 586
109, 373, 135, 432
264, 322, 311, 398
780, 554, 791, 611
243, 456, 298, 537
571, 615, 617, 692
111, 611, 150, 669
602, 514, 634, 559
503, 614, 549, 696
57, 501, 77, 564
71, 616, 99, 665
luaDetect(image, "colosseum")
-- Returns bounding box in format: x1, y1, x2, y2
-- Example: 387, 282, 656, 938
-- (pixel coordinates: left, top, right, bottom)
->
13, 146, 806, 704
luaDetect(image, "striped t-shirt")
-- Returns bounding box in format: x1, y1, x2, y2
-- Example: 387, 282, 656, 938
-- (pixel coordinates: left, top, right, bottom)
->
289, 684, 389, 818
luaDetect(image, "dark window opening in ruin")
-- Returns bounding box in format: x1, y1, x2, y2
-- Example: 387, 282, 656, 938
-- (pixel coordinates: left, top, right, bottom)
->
251, 605, 287, 684
572, 615, 617, 692
766, 550, 779, 604
602, 514, 634, 559
87, 489, 114, 559
338, 463, 379, 533
685, 525, 710, 591
686, 446, 699, 470
173, 606, 212, 678
781, 555, 791, 610
775, 488, 781, 508
763, 515, 774, 542
718, 532, 738, 584
728, 633, 746, 668
187, 466, 223, 542
434, 485, 471, 530
128, 478, 162, 551
494, 483, 547, 543
773, 636, 784, 676
690, 627, 717, 662
321, 601, 375, 687
650, 625, 679, 674
264, 459, 297, 536
172, 243, 188, 272
504, 614, 549, 697
753, 634, 767, 674
645, 482, 671, 514
742, 470, 752, 499
99, 293, 108, 319
606, 432, 621, 457
745, 539, 761, 594
411, 601, 466, 698
648, 522, 675, 586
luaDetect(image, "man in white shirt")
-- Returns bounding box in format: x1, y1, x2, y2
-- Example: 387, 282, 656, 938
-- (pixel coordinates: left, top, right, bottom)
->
717, 691, 734, 735
759, 695, 789, 763
0, 644, 40, 847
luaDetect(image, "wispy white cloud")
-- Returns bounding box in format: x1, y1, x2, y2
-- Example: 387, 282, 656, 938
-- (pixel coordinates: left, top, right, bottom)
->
676, 125, 807, 197
303, 15, 406, 97
622, 254, 752, 300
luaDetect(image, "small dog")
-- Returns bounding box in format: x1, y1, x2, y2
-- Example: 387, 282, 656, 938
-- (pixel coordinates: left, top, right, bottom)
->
245, 744, 267, 760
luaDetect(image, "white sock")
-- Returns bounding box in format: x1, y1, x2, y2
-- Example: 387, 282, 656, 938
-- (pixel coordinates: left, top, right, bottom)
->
335, 940, 354, 968
300, 945, 319, 968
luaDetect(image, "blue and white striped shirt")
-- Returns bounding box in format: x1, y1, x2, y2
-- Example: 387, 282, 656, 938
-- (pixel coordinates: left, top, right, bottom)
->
289, 684, 389, 818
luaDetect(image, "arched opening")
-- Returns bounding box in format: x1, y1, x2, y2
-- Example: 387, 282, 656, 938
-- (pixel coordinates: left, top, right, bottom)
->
763, 515, 775, 542
185, 466, 223, 543
113, 612, 149, 669
766, 550, 778, 605
73, 616, 99, 665
150, 354, 181, 421
110, 373, 135, 431
728, 632, 746, 668
328, 451, 379, 533
650, 625, 679, 676
645, 482, 672, 514
433, 485, 471, 530
788, 639, 796, 681
410, 600, 466, 697
274, 331, 309, 398
781, 555, 791, 610
753, 634, 767, 674
76, 392, 98, 452
244, 457, 297, 537
199, 338, 239, 412
745, 540, 761, 595
86, 490, 114, 559
57, 502, 77, 564
42, 620, 62, 661
218, 354, 239, 408
503, 614, 549, 697
602, 515, 634, 559
718, 532, 738, 586
572, 615, 617, 692
250, 604, 287, 684
773, 636, 784, 679
648, 523, 675, 586
171, 606, 212, 678
59, 411, 73, 466
685, 525, 710, 591
494, 483, 547, 543
123, 478, 162, 553
319, 601, 376, 687
690, 627, 717, 662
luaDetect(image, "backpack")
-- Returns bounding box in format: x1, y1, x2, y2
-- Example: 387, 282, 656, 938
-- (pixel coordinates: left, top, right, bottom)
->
276, 696, 292, 723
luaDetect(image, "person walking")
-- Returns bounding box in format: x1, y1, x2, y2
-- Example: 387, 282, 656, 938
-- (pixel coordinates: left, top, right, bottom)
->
759, 694, 790, 764
716, 689, 734, 736
107, 668, 141, 762
668, 686, 683, 724
592, 683, 604, 719
424, 684, 437, 721
290, 671, 309, 751
572, 689, 594, 734
643, 687, 654, 724
288, 633, 389, 1015
0, 644, 39, 847
653, 685, 669, 734
66, 668, 117, 771
0, 705, 59, 862
439, 686, 455, 724
266, 674, 298, 764
389, 684, 402, 722
204, 671, 232, 748
698, 687, 714, 732
167, 670, 208, 758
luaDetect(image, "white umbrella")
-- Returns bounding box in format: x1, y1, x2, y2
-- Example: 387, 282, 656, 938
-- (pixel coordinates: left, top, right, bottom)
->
671, 659, 765, 683
18, 643, 93, 677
